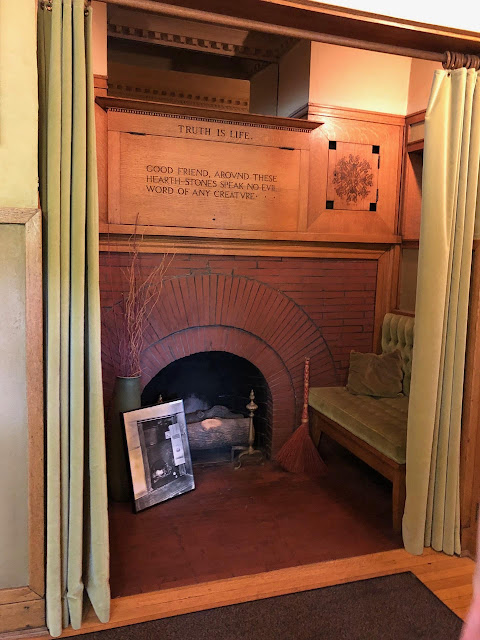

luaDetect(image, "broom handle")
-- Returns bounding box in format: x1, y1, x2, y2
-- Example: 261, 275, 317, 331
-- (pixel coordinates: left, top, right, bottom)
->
301, 357, 310, 425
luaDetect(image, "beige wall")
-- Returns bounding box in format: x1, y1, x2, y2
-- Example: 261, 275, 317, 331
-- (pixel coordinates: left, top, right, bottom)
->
309, 41, 412, 115
407, 58, 442, 114
0, 226, 28, 589
0, 0, 37, 588
0, 0, 38, 209
92, 0, 108, 78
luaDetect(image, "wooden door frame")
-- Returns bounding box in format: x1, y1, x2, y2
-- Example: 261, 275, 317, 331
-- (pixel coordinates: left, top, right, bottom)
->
0, 208, 44, 633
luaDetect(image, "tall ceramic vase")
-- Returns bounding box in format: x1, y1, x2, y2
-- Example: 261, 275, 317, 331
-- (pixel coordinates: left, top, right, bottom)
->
107, 375, 141, 502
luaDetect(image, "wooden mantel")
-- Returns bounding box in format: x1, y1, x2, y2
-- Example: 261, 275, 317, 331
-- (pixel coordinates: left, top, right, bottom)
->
95, 96, 323, 131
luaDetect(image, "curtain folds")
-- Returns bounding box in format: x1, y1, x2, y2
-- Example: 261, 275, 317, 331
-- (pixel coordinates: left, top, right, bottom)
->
38, 0, 110, 635
403, 68, 480, 556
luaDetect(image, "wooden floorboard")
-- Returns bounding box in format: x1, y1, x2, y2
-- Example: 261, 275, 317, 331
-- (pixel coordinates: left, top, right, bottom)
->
24, 547, 474, 639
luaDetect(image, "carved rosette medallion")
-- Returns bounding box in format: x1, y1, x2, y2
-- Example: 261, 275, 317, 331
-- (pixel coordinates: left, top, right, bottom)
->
332, 154, 374, 204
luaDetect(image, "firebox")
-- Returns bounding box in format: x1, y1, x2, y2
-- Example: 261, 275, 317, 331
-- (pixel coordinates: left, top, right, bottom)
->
142, 351, 271, 461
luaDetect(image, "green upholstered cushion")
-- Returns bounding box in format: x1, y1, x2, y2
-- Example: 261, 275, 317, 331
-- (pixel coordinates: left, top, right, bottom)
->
346, 349, 404, 397
381, 313, 414, 396
308, 386, 408, 464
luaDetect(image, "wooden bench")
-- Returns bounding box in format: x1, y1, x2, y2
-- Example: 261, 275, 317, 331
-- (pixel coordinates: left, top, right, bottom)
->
308, 313, 414, 532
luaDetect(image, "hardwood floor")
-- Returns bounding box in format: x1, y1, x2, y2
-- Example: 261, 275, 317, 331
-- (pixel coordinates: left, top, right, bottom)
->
25, 547, 474, 639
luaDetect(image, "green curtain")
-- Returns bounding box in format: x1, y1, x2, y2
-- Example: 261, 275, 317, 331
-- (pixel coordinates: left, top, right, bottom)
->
403, 68, 480, 556
38, 0, 110, 635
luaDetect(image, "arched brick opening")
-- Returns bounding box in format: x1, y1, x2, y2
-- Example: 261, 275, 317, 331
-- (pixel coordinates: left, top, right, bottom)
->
141, 326, 294, 454
102, 273, 337, 455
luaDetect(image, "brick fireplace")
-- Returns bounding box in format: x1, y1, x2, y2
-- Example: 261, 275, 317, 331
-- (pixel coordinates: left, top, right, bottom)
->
100, 253, 377, 455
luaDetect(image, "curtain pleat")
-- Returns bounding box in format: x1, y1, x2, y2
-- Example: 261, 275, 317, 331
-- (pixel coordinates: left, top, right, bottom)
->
38, 1, 110, 635
403, 68, 480, 556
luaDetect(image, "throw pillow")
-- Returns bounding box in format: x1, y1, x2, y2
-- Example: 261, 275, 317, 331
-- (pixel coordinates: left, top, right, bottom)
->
346, 349, 404, 397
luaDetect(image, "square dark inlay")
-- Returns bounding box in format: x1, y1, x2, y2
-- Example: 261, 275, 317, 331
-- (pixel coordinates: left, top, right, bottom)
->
369, 202, 377, 211
372, 145, 380, 154
326, 200, 334, 209
329, 141, 337, 150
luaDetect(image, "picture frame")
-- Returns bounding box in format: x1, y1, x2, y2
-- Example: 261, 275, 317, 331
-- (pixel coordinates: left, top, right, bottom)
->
123, 399, 195, 512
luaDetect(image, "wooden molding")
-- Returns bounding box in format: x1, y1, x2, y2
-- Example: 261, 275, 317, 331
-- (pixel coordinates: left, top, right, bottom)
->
96, 96, 322, 131
406, 140, 424, 153
94, 75, 108, 90
0, 208, 44, 632
99, 224, 401, 247
107, 81, 250, 113
99, 233, 388, 258
406, 110, 427, 124
290, 102, 406, 127
259, 0, 480, 55
107, 19, 293, 63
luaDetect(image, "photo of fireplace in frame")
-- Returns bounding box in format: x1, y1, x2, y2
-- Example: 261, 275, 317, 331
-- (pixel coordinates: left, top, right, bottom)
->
141, 351, 272, 463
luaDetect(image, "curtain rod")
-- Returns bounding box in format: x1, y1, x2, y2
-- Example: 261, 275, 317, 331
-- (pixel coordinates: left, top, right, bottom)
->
101, 0, 446, 62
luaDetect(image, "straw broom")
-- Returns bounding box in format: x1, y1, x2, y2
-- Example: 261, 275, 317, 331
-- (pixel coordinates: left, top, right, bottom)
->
275, 357, 327, 478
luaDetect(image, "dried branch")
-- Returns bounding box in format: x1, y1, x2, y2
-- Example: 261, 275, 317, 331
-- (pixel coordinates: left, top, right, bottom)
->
105, 225, 174, 378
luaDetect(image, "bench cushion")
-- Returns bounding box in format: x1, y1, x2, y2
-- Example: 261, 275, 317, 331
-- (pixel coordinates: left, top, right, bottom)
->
309, 387, 408, 464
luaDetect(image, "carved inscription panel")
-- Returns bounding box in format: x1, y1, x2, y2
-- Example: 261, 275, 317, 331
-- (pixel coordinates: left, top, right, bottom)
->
107, 110, 310, 232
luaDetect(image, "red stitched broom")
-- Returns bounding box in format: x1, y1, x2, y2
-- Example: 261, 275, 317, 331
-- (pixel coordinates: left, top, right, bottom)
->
275, 357, 327, 478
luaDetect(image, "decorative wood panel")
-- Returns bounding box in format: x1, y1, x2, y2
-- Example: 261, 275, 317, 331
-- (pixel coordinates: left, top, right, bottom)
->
326, 141, 379, 211
101, 97, 319, 234
307, 115, 403, 238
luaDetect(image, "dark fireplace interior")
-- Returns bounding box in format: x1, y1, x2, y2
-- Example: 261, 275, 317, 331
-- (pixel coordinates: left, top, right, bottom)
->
141, 351, 272, 462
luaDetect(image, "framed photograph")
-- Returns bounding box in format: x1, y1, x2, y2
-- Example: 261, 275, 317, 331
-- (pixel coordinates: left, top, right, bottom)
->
123, 399, 195, 512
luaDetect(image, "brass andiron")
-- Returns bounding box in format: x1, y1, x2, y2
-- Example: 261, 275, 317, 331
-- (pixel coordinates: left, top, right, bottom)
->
235, 389, 263, 469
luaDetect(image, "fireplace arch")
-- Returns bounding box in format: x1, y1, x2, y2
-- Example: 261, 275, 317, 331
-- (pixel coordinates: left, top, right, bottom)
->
102, 272, 338, 454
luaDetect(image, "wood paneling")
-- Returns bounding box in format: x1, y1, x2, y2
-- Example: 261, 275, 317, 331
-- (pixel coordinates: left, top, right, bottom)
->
96, 96, 404, 243
400, 111, 426, 241
461, 247, 480, 558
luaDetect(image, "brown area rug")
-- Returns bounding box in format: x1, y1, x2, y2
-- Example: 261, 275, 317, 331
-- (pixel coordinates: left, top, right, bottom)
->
83, 572, 463, 639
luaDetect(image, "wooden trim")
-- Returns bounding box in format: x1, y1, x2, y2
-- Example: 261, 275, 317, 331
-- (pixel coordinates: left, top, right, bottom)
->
24, 211, 44, 598
460, 247, 480, 555
0, 209, 45, 632
0, 208, 39, 225
0, 589, 42, 607
259, 0, 480, 54
22, 548, 474, 638
0, 601, 45, 636
406, 140, 424, 153
374, 246, 401, 351
99, 233, 390, 258
96, 96, 322, 131
99, 223, 402, 246
94, 75, 108, 90
401, 240, 420, 249
406, 110, 427, 124
298, 102, 406, 127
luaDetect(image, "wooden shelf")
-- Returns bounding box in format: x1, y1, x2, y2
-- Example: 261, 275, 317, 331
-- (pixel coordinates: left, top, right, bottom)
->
96, 96, 323, 132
